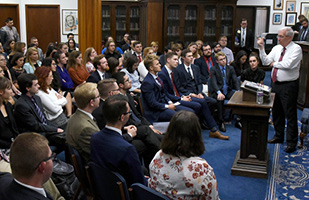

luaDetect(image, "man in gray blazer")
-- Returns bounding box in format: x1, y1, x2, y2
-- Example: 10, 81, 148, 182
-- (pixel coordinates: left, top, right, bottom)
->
297, 18, 309, 41
0, 17, 20, 45
66, 82, 100, 163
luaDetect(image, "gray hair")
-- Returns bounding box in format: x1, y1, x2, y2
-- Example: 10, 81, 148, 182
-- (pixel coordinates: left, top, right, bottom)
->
280, 27, 294, 38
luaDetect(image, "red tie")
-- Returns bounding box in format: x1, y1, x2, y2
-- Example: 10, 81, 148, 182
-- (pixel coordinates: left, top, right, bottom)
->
138, 55, 141, 63
272, 47, 286, 83
171, 72, 180, 97
156, 77, 163, 88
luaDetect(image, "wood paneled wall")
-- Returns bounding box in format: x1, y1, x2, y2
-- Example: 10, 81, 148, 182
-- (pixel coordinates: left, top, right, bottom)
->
78, 0, 102, 55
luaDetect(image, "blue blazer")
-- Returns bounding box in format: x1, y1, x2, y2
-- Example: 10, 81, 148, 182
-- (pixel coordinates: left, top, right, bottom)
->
209, 64, 240, 97
86, 70, 110, 83
194, 55, 217, 84
173, 63, 203, 95
158, 66, 183, 100
141, 73, 172, 123
91, 128, 146, 186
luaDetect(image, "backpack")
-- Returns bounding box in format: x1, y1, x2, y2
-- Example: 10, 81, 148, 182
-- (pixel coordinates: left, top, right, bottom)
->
51, 158, 79, 200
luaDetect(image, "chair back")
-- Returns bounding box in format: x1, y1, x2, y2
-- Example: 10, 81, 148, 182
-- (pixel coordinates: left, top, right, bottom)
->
129, 183, 169, 200
87, 161, 130, 200
66, 143, 92, 197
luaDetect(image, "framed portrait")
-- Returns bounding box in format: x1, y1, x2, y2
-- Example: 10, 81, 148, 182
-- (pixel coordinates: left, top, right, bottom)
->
286, 1, 296, 12
285, 12, 297, 26
273, 0, 283, 10
62, 9, 78, 35
301, 2, 309, 19
273, 13, 282, 25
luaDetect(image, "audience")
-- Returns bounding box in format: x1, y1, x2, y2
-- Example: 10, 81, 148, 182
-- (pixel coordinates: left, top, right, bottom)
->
137, 47, 154, 82
218, 36, 234, 64
54, 51, 74, 92
4, 39, 15, 56
66, 82, 100, 163
148, 111, 219, 200
24, 47, 42, 74
8, 41, 25, 69
86, 54, 110, 83
121, 55, 141, 94
58, 42, 69, 54
0, 77, 18, 149
187, 42, 200, 63
91, 94, 147, 186
34, 67, 68, 129
67, 51, 89, 88
68, 38, 78, 53
0, 132, 55, 200
230, 50, 249, 78
83, 47, 97, 73
10, 52, 26, 89
241, 53, 265, 84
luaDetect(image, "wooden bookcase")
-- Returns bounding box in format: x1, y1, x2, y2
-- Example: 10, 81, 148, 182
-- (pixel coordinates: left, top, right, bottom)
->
163, 0, 237, 48
101, 2, 140, 44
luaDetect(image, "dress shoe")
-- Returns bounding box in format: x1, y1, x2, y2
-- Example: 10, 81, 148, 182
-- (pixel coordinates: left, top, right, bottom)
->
285, 146, 296, 153
235, 121, 242, 129
209, 130, 229, 140
218, 123, 226, 132
267, 137, 283, 144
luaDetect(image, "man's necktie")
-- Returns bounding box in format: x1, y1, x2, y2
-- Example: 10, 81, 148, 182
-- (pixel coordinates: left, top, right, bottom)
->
241, 29, 245, 47
301, 29, 307, 41
171, 72, 180, 97
138, 55, 141, 63
187, 67, 192, 78
31, 97, 47, 125
221, 67, 228, 95
272, 47, 286, 83
156, 77, 163, 88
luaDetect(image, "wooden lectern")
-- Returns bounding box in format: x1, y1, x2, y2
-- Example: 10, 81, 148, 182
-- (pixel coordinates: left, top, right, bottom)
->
227, 89, 274, 179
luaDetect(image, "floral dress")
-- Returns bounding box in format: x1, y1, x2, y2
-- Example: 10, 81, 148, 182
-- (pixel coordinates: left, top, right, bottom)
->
148, 150, 219, 200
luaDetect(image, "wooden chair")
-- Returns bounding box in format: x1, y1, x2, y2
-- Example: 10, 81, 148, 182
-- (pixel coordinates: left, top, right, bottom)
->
66, 144, 93, 200
87, 161, 130, 200
129, 183, 169, 200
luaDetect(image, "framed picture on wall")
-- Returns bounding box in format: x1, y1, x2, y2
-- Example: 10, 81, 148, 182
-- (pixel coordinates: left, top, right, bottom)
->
273, 0, 283, 10
62, 9, 78, 35
286, 1, 296, 12
301, 2, 309, 19
285, 12, 297, 26
273, 13, 282, 25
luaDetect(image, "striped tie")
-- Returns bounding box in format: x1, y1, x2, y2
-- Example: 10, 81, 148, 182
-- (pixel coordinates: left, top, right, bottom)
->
31, 97, 47, 125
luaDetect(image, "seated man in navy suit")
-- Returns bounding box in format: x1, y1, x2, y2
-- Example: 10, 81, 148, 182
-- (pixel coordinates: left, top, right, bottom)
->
86, 54, 110, 83
0, 132, 55, 200
209, 52, 240, 131
141, 54, 195, 123
91, 94, 146, 186
158, 52, 228, 140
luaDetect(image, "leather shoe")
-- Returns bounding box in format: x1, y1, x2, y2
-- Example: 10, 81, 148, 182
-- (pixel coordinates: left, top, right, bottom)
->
267, 137, 283, 144
218, 123, 226, 132
209, 130, 229, 140
235, 121, 242, 129
285, 146, 296, 153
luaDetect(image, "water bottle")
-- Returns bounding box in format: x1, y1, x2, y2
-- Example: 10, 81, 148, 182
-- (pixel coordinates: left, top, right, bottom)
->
256, 87, 263, 104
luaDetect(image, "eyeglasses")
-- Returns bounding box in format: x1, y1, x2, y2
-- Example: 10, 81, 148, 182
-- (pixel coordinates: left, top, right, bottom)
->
35, 152, 56, 169
123, 111, 132, 115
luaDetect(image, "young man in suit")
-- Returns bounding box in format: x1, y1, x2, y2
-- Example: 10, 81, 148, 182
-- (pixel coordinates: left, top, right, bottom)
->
158, 52, 228, 139
91, 94, 146, 186
141, 54, 195, 123
66, 82, 100, 163
235, 18, 254, 55
297, 18, 309, 41
209, 52, 240, 131
86, 54, 110, 83
14, 74, 64, 145
0, 133, 54, 200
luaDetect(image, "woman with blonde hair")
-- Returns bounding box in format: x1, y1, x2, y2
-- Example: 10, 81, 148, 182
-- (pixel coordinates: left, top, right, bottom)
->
67, 51, 89, 88
150, 41, 161, 56
187, 42, 200, 63
138, 47, 154, 81
83, 47, 97, 73
23, 47, 42, 74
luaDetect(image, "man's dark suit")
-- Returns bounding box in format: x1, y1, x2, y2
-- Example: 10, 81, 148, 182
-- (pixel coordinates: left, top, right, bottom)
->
86, 70, 110, 83
91, 128, 146, 186
0, 172, 52, 200
14, 94, 58, 135
235, 27, 254, 54
194, 55, 217, 84
297, 27, 309, 41
209, 64, 240, 122
158, 66, 217, 129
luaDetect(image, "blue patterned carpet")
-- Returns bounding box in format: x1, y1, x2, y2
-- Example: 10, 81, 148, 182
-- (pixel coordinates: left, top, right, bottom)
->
266, 119, 309, 200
